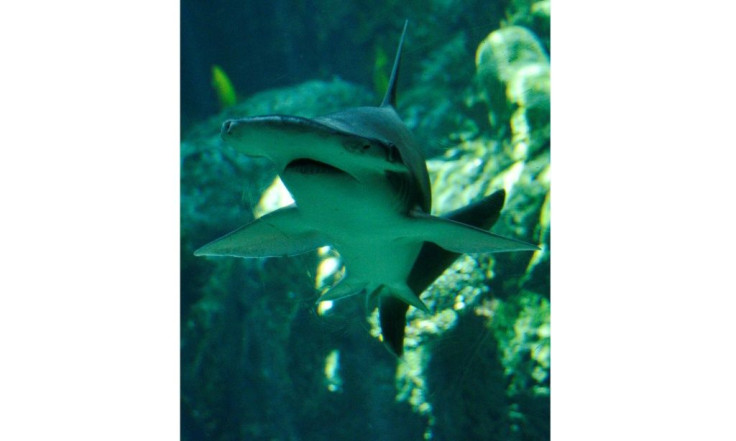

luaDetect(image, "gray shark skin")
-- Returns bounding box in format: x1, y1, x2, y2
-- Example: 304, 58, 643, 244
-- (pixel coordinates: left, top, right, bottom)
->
195, 21, 538, 355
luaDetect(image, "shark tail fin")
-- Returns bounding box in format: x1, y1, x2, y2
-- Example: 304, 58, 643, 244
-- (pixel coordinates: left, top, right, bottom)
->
381, 19, 409, 108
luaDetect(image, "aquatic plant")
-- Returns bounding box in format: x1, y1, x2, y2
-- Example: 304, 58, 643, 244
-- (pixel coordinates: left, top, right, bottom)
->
372, 44, 390, 98
211, 64, 237, 110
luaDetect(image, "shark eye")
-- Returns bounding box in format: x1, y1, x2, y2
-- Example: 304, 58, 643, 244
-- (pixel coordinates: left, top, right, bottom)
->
362, 144, 371, 150
386, 145, 400, 163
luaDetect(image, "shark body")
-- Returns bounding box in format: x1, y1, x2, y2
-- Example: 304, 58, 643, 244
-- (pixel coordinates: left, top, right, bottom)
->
195, 22, 538, 355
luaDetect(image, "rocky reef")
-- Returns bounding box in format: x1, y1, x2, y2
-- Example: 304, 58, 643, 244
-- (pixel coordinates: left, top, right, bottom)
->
181, 4, 550, 440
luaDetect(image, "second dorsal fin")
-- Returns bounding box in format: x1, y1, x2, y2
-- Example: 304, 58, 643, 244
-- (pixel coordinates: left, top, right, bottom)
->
381, 20, 409, 108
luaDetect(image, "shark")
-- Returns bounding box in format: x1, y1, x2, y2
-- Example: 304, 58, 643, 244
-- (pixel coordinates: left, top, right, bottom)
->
195, 21, 538, 355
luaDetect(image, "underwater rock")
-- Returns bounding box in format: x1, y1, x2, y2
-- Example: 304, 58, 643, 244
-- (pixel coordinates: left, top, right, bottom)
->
399, 34, 479, 158
377, 23, 551, 441
388, 137, 549, 435
476, 26, 548, 85
507, 0, 551, 51
476, 25, 550, 159
532, 0, 551, 24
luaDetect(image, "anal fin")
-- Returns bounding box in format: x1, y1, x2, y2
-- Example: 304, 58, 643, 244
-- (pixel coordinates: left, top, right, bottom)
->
380, 283, 429, 314
318, 279, 367, 302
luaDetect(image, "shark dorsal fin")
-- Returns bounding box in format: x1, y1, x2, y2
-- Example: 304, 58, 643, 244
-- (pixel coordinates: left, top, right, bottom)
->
381, 20, 409, 108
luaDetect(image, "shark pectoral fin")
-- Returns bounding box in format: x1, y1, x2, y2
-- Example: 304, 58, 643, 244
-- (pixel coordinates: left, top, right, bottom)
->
409, 212, 540, 254
194, 205, 325, 258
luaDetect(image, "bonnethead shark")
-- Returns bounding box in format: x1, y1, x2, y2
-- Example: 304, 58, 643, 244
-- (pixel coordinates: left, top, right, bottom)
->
195, 21, 538, 355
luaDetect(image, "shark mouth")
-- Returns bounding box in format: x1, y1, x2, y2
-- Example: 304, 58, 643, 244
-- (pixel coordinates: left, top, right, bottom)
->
285, 158, 345, 175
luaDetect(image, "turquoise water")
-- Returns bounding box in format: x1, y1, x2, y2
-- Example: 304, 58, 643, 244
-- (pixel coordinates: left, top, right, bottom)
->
181, 1, 550, 440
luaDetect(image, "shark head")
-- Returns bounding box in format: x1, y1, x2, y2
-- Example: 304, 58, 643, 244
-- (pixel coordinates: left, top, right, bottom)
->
197, 21, 539, 355
220, 22, 431, 213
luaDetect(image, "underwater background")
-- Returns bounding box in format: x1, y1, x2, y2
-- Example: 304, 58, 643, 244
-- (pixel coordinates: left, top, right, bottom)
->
181, 1, 550, 440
